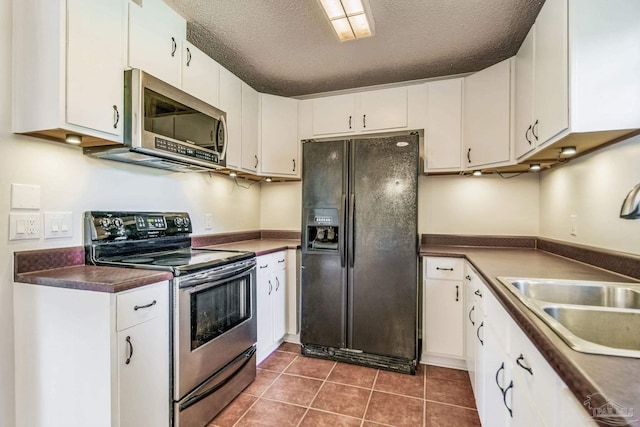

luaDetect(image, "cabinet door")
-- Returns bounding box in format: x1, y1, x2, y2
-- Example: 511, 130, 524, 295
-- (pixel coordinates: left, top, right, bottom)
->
260, 94, 299, 177
272, 269, 287, 342
515, 26, 536, 159
118, 316, 169, 427
424, 279, 464, 358
479, 325, 511, 427
181, 41, 220, 108
533, 0, 568, 145
241, 83, 260, 172
312, 94, 356, 135
256, 256, 273, 361
128, 0, 185, 88
219, 67, 242, 169
357, 87, 408, 132
464, 278, 477, 390
425, 79, 463, 171
66, 0, 123, 137
463, 58, 512, 168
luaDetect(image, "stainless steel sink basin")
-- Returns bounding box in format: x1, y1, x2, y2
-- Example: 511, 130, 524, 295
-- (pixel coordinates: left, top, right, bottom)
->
509, 278, 640, 309
497, 277, 640, 358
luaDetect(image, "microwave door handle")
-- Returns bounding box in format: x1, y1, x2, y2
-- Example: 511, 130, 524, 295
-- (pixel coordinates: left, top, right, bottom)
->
219, 115, 228, 161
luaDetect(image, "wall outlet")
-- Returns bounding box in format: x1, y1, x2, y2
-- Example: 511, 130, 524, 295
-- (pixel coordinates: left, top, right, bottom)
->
204, 214, 213, 230
9, 213, 41, 240
44, 211, 73, 239
570, 214, 578, 236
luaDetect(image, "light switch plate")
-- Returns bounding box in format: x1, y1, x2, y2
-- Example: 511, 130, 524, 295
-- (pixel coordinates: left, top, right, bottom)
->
9, 213, 41, 240
44, 211, 73, 239
11, 183, 41, 209
570, 214, 578, 236
204, 214, 213, 230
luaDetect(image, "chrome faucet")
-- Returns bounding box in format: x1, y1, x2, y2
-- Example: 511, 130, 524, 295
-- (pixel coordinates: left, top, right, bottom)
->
620, 183, 640, 219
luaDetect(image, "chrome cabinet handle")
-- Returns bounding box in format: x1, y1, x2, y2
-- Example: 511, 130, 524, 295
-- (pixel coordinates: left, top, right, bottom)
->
474, 289, 483, 298
436, 267, 453, 271
134, 300, 156, 311
275, 277, 280, 291
125, 336, 134, 365
467, 148, 472, 163
362, 114, 366, 128
532, 119, 539, 141
516, 354, 533, 375
186, 47, 192, 66
113, 105, 119, 129
171, 37, 177, 57
348, 115, 352, 129
455, 285, 459, 302
476, 321, 484, 346
268, 280, 272, 295
525, 125, 532, 145
468, 306, 475, 326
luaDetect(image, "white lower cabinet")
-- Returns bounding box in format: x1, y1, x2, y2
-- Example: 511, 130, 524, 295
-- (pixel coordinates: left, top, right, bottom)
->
14, 281, 169, 427
256, 252, 287, 363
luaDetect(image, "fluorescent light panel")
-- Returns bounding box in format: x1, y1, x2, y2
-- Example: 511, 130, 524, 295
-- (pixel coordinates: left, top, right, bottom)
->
319, 0, 373, 41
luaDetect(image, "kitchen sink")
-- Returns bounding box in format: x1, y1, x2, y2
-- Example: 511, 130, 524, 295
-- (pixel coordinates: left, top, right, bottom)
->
497, 277, 640, 358
508, 278, 640, 309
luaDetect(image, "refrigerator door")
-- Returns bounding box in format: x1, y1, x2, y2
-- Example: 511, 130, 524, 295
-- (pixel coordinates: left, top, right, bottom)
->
300, 140, 348, 349
348, 134, 419, 360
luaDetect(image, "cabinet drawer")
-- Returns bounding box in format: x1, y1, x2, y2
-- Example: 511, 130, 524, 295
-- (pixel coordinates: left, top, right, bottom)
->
425, 257, 464, 280
272, 251, 287, 271
117, 282, 168, 331
257, 254, 273, 273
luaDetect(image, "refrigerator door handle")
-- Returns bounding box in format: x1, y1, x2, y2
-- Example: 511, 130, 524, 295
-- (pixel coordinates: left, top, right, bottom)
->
348, 193, 355, 268
340, 193, 347, 267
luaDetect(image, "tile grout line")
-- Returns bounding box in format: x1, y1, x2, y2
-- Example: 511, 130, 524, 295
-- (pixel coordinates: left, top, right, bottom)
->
424, 365, 428, 427
424, 398, 479, 411
230, 351, 300, 427
295, 360, 338, 427
359, 369, 380, 427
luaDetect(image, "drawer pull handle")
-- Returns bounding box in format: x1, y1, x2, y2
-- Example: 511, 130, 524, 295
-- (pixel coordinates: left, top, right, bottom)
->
436, 267, 454, 271
516, 354, 533, 376
125, 336, 134, 365
134, 300, 157, 311
260, 264, 269, 269
476, 321, 484, 346
468, 306, 475, 326
455, 285, 459, 302
474, 289, 483, 298
278, 259, 285, 263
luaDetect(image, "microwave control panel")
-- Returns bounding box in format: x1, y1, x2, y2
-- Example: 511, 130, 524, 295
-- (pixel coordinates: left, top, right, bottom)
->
155, 138, 220, 164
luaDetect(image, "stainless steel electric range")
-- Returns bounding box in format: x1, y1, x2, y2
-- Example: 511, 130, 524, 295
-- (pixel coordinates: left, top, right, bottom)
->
84, 211, 257, 427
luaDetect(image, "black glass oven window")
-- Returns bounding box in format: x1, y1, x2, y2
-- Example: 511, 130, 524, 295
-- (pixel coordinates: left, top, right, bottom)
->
144, 88, 223, 152
190, 274, 250, 351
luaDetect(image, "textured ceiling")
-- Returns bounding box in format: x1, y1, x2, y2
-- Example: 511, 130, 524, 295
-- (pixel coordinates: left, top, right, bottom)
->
164, 0, 544, 97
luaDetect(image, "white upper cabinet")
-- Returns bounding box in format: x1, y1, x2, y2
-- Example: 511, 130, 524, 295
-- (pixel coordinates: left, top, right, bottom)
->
241, 83, 260, 173
463, 58, 513, 168
13, 0, 125, 144
357, 87, 408, 132
219, 66, 243, 169
514, 27, 536, 159
260, 94, 300, 177
181, 41, 220, 108
128, 0, 185, 89
424, 79, 463, 172
312, 94, 356, 136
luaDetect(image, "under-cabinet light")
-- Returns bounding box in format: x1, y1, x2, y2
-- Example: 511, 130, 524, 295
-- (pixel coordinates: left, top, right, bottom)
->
529, 164, 541, 171
229, 171, 237, 177
265, 177, 272, 182
560, 146, 577, 157
65, 134, 82, 144
472, 170, 482, 177
319, 0, 374, 41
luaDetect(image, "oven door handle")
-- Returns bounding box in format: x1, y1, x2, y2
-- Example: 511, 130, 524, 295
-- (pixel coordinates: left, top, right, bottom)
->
179, 346, 256, 412
180, 262, 256, 291
184, 266, 256, 294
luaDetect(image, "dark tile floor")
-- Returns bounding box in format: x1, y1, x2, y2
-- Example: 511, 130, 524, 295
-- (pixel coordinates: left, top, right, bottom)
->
209, 343, 481, 427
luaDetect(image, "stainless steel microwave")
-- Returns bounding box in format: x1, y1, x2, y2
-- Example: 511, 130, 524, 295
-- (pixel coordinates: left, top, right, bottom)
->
85, 69, 227, 172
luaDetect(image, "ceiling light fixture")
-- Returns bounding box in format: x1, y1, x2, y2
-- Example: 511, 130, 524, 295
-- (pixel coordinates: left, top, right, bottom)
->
319, 0, 374, 42
65, 133, 82, 144
529, 163, 541, 171
560, 146, 577, 157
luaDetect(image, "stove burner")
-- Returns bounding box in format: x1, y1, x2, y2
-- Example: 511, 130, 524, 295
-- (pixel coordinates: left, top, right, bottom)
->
121, 257, 155, 263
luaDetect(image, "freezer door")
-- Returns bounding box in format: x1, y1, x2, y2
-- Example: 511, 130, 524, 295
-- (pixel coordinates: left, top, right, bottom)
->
300, 140, 348, 348
348, 134, 419, 360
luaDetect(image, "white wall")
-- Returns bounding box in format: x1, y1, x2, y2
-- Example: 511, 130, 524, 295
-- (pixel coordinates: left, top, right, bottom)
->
0, 2, 260, 424
539, 137, 640, 255
260, 181, 301, 230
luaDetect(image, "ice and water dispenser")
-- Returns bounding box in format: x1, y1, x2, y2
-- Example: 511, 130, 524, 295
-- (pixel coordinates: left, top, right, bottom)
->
305, 208, 339, 251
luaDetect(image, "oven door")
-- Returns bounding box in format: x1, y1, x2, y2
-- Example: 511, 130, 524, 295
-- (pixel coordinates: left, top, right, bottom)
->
174, 260, 256, 400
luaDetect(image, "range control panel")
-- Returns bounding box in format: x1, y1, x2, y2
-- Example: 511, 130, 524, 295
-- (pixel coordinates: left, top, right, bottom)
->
85, 211, 192, 242
155, 138, 220, 164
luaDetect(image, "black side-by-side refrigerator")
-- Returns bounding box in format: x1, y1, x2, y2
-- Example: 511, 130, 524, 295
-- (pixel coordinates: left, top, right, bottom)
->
300, 133, 419, 374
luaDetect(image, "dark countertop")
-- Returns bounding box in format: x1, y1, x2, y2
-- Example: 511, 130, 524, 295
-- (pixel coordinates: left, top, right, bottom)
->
421, 245, 640, 426
15, 265, 173, 293
198, 239, 300, 256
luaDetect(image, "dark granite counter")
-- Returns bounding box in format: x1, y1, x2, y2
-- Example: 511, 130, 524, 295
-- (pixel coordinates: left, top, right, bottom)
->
421, 245, 640, 426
